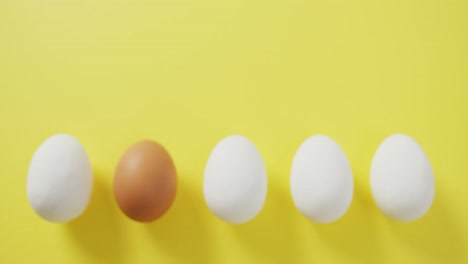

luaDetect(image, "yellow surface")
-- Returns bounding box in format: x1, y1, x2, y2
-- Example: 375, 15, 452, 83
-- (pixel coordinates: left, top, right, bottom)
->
1, 0, 467, 263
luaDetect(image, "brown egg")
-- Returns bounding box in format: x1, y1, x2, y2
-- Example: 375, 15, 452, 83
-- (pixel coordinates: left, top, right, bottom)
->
114, 140, 177, 222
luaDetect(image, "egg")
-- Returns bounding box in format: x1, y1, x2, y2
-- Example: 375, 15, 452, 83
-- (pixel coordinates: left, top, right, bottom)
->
371, 133, 435, 222
203, 135, 267, 224
114, 140, 177, 222
26, 134, 93, 223
290, 135, 354, 223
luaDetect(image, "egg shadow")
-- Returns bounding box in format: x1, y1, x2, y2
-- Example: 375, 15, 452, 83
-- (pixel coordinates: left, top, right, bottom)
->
66, 170, 126, 263
231, 172, 302, 264
311, 169, 385, 263
146, 176, 215, 263
388, 188, 465, 262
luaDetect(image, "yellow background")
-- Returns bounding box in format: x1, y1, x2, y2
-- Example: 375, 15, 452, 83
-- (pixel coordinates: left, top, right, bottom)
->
1, 0, 467, 263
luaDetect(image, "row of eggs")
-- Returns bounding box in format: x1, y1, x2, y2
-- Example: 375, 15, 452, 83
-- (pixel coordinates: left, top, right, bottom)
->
26, 133, 435, 224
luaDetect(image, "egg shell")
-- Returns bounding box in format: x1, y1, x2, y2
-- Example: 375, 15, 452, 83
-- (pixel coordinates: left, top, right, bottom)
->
371, 133, 435, 222
290, 135, 354, 223
114, 140, 177, 222
26, 134, 93, 223
203, 135, 267, 224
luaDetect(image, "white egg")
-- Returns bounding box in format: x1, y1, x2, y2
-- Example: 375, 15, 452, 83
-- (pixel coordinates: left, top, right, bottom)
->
290, 135, 354, 223
27, 134, 93, 223
371, 133, 435, 222
203, 135, 267, 224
